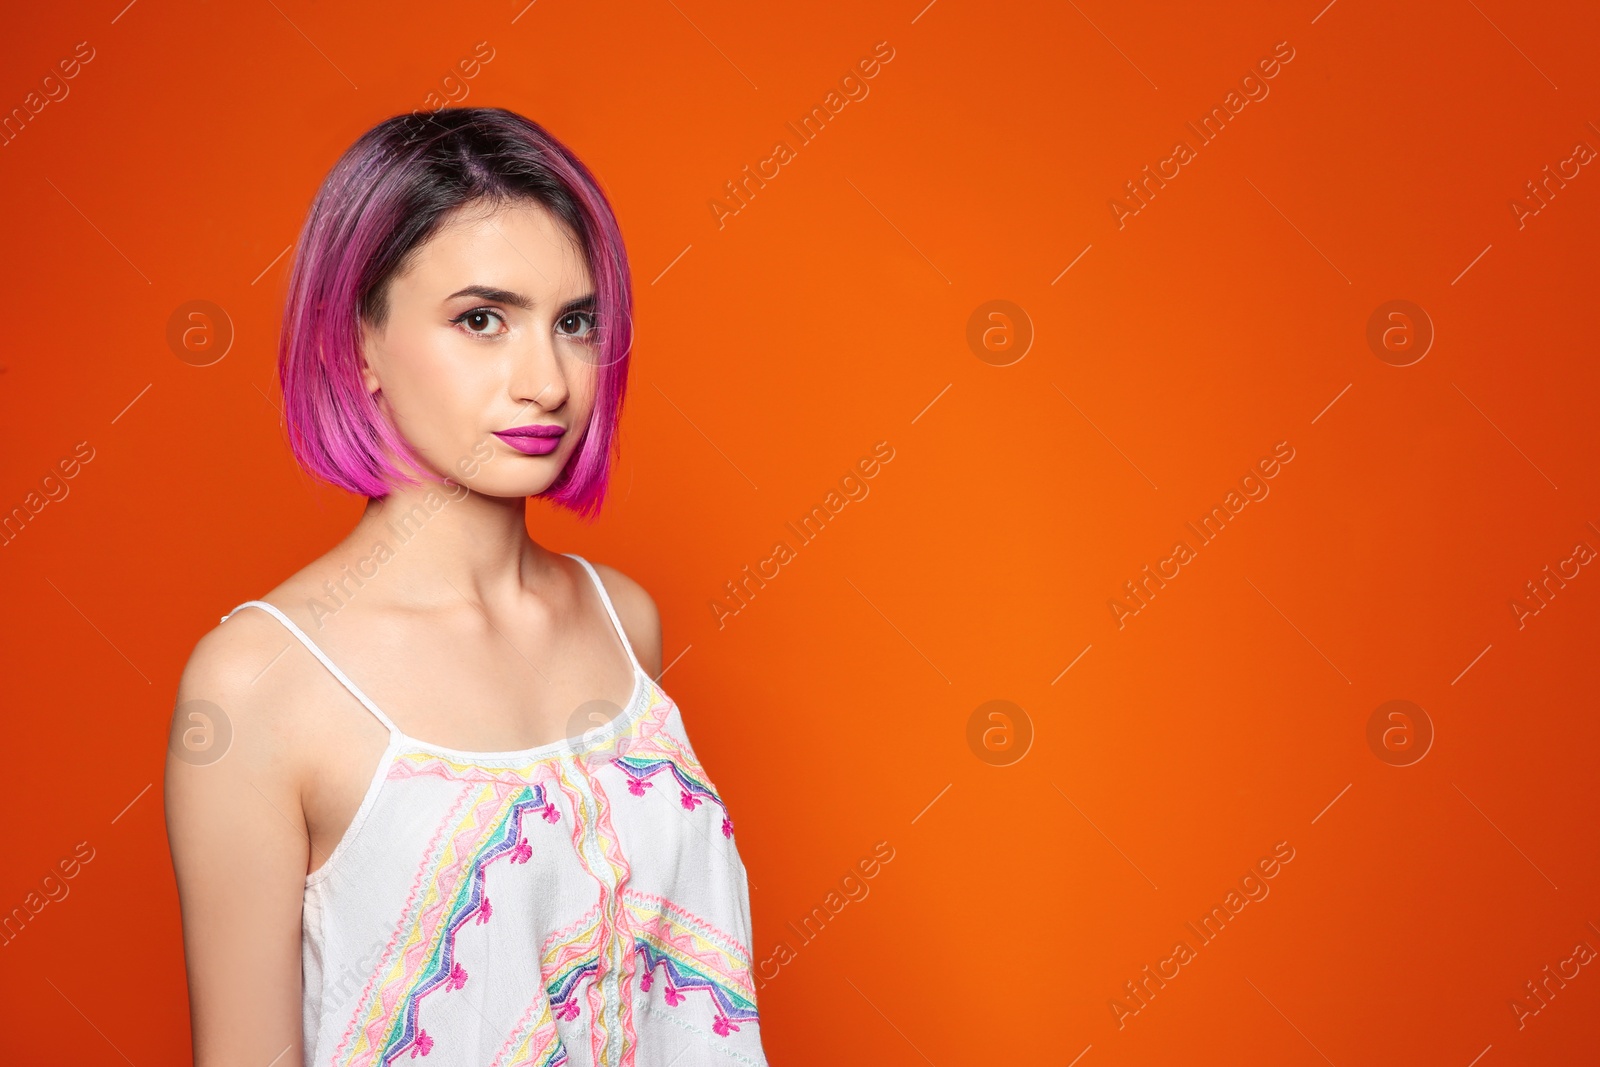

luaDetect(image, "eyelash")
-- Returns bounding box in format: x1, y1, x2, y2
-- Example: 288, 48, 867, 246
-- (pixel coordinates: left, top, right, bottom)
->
558, 310, 600, 344
451, 307, 508, 337
450, 307, 600, 344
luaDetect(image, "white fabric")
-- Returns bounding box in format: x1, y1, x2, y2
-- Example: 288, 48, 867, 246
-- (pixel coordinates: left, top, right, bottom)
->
223, 554, 767, 1066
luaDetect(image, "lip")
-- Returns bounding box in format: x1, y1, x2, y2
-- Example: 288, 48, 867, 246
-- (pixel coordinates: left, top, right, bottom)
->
493, 425, 565, 456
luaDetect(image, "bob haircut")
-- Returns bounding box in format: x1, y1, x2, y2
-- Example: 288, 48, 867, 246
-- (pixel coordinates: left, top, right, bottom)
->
277, 107, 633, 519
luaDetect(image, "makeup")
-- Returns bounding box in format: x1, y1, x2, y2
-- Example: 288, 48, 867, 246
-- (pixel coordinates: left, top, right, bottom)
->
492, 425, 564, 455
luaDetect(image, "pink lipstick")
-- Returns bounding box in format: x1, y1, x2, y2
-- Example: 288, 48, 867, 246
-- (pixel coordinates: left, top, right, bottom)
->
493, 425, 565, 456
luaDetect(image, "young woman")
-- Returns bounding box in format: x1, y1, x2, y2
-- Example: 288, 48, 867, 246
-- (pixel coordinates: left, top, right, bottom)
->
165, 108, 767, 1067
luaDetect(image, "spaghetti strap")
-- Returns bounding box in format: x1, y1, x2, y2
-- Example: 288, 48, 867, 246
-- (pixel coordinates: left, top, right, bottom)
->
220, 601, 403, 738
564, 553, 644, 675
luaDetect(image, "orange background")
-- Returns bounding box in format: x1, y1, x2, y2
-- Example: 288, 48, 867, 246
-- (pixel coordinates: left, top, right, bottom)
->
3, 1, 1598, 1063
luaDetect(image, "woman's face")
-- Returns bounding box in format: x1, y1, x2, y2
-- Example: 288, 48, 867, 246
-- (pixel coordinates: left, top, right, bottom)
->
359, 198, 603, 498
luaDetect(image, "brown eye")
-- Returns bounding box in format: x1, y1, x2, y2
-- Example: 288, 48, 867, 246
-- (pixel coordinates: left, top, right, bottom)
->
453, 308, 506, 335
557, 310, 599, 343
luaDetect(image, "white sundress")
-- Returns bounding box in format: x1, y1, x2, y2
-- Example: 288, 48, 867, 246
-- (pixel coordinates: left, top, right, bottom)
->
220, 553, 769, 1067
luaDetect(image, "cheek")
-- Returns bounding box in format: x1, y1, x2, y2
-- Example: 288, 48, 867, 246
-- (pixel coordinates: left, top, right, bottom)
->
381, 338, 491, 447
564, 356, 603, 420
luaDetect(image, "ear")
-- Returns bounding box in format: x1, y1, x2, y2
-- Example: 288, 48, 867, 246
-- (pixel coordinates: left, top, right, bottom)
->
357, 319, 383, 396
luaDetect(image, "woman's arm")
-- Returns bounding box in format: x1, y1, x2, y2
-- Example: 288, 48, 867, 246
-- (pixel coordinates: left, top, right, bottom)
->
165, 618, 311, 1067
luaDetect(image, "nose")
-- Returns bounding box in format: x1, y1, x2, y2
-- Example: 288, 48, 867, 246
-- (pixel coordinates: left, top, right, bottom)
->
510, 326, 569, 414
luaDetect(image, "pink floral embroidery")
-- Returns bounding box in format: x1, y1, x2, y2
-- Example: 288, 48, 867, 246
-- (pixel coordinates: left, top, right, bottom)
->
445, 962, 468, 991
680, 790, 702, 811
713, 1014, 740, 1036
510, 837, 532, 864
628, 778, 651, 797
476, 896, 493, 924
412, 1029, 434, 1056
640, 970, 653, 991
721, 816, 734, 838
663, 982, 684, 1006
541, 802, 561, 824
555, 998, 580, 1021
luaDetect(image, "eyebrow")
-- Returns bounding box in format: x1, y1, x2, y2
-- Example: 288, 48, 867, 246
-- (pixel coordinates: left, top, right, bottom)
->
444, 286, 596, 315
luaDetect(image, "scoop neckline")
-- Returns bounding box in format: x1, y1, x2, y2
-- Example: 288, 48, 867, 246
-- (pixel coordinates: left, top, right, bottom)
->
391, 665, 654, 763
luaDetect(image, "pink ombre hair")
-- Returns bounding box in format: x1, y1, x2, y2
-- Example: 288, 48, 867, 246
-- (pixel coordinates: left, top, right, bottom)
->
277, 107, 633, 519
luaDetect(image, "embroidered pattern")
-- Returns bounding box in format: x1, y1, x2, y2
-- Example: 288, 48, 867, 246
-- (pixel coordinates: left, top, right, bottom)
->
336, 783, 552, 1065
608, 721, 734, 839
489, 994, 569, 1067
628, 891, 760, 1033
532, 889, 761, 1054
306, 663, 763, 1066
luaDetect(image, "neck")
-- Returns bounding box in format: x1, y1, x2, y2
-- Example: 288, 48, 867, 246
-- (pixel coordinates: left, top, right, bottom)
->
329, 479, 552, 613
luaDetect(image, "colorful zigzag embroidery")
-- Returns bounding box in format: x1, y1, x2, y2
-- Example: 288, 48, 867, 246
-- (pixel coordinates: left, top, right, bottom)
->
360, 780, 553, 1062
609, 755, 734, 838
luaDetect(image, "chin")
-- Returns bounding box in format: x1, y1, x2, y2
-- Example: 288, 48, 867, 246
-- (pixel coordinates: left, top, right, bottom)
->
480, 478, 561, 500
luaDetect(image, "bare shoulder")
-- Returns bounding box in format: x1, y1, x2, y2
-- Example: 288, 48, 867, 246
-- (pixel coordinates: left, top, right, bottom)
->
587, 561, 663, 678
177, 605, 287, 695
168, 604, 317, 782
165, 605, 317, 1065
